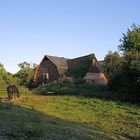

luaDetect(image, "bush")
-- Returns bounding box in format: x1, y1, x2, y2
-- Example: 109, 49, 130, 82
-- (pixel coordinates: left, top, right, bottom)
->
18, 86, 31, 95
74, 78, 86, 85
32, 82, 107, 97
32, 82, 139, 103
59, 77, 74, 84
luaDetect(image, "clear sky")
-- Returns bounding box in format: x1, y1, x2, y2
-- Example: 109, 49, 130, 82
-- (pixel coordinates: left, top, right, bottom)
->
0, 0, 140, 73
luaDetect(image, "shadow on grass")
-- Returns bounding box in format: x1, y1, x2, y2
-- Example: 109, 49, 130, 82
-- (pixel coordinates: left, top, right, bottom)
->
0, 98, 116, 140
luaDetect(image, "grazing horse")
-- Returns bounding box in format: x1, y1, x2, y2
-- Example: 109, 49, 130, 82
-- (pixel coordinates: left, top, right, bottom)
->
7, 85, 20, 101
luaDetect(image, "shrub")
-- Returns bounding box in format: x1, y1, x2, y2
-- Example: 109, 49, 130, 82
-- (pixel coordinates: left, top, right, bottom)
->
74, 78, 86, 85
60, 77, 74, 85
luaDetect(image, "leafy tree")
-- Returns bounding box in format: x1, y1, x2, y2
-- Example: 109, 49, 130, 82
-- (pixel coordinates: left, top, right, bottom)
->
120, 51, 140, 98
0, 63, 6, 87
18, 62, 31, 71
0, 62, 19, 89
15, 62, 37, 89
103, 51, 121, 77
119, 24, 140, 97
103, 24, 140, 102
119, 24, 140, 53
103, 51, 123, 91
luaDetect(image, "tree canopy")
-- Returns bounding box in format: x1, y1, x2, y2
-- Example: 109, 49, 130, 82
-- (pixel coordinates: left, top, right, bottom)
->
119, 24, 140, 53
104, 24, 140, 102
15, 62, 37, 89
0, 62, 19, 88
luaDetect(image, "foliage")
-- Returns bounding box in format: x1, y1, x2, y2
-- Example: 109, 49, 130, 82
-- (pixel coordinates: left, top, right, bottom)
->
118, 24, 140, 97
66, 54, 93, 78
119, 51, 140, 98
15, 62, 37, 89
103, 51, 121, 77
0, 62, 30, 97
0, 62, 19, 88
119, 24, 140, 53
103, 51, 123, 91
59, 77, 74, 84
104, 24, 140, 102
34, 81, 140, 102
73, 78, 86, 85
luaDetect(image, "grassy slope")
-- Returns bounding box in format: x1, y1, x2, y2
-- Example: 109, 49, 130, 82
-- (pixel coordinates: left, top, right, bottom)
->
0, 94, 140, 140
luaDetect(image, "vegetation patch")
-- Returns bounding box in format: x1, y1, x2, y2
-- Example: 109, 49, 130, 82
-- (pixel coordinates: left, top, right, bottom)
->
33, 82, 139, 103
0, 94, 140, 140
66, 54, 93, 78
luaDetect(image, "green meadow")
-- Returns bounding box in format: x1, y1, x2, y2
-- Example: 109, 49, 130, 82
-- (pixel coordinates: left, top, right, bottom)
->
0, 93, 140, 140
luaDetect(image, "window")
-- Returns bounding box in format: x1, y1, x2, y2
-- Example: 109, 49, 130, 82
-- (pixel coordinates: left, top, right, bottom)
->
43, 72, 49, 80
46, 73, 49, 80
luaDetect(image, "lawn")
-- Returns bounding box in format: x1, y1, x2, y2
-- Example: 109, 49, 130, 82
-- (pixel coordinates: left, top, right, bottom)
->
0, 93, 140, 140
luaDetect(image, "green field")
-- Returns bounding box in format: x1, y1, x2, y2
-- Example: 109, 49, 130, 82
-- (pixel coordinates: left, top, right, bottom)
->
0, 93, 140, 140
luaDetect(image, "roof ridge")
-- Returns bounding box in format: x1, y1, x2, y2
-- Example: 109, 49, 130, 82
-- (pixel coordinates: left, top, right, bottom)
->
68, 53, 95, 60
46, 55, 69, 60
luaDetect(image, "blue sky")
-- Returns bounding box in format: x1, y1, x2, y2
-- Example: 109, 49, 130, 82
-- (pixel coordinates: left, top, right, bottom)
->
0, 0, 140, 73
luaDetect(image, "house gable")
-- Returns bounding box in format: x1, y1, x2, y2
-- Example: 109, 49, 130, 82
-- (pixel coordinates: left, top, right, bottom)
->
46, 55, 68, 76
84, 57, 108, 85
35, 56, 60, 83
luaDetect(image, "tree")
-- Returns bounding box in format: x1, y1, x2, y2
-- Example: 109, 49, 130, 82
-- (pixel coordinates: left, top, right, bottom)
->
119, 24, 140, 53
103, 24, 140, 102
103, 51, 123, 91
0, 62, 19, 88
15, 62, 37, 89
104, 51, 121, 77
118, 24, 140, 101
18, 62, 31, 71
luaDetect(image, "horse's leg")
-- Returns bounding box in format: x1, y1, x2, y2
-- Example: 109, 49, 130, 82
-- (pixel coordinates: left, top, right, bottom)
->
11, 93, 14, 101
7, 92, 11, 101
17, 91, 20, 98
15, 93, 17, 101
14, 93, 16, 101
15, 88, 20, 99
13, 93, 15, 101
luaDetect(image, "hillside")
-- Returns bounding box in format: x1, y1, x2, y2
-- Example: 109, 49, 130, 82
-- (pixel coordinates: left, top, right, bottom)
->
0, 93, 140, 140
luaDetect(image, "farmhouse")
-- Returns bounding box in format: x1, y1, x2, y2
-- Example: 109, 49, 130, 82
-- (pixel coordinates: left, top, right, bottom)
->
34, 54, 108, 85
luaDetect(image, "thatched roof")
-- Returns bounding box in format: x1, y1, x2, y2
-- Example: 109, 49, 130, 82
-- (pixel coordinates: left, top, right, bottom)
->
65, 54, 93, 77
66, 54, 107, 78
88, 57, 103, 73
45, 55, 68, 75
39, 54, 107, 78
67, 54, 93, 70
99, 60, 104, 66
46, 55, 68, 68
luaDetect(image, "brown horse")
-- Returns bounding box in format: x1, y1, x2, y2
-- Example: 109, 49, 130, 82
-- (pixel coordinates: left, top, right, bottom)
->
7, 85, 20, 101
